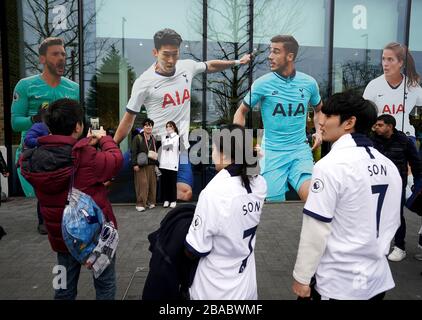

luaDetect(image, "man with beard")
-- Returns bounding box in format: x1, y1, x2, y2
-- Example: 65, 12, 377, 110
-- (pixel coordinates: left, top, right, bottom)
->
11, 37, 79, 234
234, 35, 322, 202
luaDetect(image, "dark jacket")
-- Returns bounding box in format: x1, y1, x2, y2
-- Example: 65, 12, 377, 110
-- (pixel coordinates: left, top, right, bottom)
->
24, 122, 49, 148
371, 129, 422, 186
131, 132, 158, 167
142, 204, 199, 300
19, 135, 123, 253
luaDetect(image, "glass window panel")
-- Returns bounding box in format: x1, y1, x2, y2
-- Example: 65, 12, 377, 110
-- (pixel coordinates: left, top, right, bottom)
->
252, 0, 330, 200
332, 0, 407, 94
85, 0, 203, 201
408, 0, 422, 145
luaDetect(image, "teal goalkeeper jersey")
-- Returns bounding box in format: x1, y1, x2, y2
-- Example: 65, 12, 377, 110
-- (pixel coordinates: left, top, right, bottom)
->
11, 74, 79, 144
244, 71, 321, 150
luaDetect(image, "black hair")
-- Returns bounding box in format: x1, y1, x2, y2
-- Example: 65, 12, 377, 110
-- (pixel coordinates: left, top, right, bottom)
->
153, 28, 183, 50
212, 124, 258, 191
143, 118, 154, 127
166, 121, 179, 135
322, 91, 377, 134
377, 114, 396, 128
45, 99, 84, 135
38, 37, 64, 56
270, 35, 299, 60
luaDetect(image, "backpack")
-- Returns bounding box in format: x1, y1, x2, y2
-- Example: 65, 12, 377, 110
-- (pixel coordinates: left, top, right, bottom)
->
62, 187, 105, 264
142, 204, 199, 300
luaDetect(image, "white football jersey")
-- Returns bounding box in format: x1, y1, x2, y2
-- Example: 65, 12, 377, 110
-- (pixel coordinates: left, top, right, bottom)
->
126, 59, 207, 150
363, 75, 422, 136
185, 167, 267, 300
304, 133, 401, 300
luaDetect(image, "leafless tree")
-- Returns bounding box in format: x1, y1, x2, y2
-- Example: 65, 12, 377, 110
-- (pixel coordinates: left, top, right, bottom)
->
186, 0, 305, 125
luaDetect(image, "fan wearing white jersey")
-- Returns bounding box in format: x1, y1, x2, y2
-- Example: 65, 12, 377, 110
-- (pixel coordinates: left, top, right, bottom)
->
363, 42, 422, 137
114, 28, 251, 201
292, 92, 402, 300
185, 125, 267, 300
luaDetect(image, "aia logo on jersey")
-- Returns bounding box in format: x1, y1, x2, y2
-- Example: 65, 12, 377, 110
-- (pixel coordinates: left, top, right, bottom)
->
272, 103, 305, 117
382, 104, 405, 114
162, 89, 191, 109
192, 215, 202, 230
311, 179, 324, 193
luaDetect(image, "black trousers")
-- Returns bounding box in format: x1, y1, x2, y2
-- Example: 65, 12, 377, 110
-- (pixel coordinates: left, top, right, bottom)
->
37, 201, 43, 225
160, 169, 177, 203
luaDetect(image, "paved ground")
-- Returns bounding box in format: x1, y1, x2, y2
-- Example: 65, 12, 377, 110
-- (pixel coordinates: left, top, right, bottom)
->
0, 197, 421, 300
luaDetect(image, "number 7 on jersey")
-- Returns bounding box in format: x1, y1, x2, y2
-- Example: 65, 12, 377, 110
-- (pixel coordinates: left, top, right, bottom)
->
372, 184, 388, 238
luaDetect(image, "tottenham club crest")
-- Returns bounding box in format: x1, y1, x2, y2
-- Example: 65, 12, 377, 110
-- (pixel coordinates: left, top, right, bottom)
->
311, 178, 324, 193
192, 215, 202, 230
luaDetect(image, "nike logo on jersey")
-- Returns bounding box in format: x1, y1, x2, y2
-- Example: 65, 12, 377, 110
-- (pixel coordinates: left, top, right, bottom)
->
34, 95, 47, 99
272, 91, 279, 95
162, 89, 191, 108
378, 94, 384, 97
272, 103, 305, 117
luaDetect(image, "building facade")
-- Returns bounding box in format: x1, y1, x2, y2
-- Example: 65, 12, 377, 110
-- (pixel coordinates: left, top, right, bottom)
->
1, 0, 422, 201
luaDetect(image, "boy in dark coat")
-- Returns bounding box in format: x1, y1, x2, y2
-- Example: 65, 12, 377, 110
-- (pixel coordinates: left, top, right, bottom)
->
19, 98, 123, 299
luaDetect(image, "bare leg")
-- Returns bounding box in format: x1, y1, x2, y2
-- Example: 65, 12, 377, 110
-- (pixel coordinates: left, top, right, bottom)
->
297, 179, 311, 202
177, 182, 192, 201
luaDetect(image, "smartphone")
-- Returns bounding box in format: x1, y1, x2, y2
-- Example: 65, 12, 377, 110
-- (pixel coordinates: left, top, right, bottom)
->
90, 117, 100, 131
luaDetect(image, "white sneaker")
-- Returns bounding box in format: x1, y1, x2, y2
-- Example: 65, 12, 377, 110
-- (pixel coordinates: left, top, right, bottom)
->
163, 201, 169, 208
169, 202, 176, 208
135, 206, 145, 212
388, 246, 406, 262
149, 204, 156, 209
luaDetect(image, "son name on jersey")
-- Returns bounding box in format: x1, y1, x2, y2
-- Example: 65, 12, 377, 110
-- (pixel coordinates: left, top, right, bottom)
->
242, 201, 262, 216
368, 163, 387, 177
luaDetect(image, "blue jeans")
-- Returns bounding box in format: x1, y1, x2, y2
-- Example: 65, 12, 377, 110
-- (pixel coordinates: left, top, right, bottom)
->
54, 252, 116, 300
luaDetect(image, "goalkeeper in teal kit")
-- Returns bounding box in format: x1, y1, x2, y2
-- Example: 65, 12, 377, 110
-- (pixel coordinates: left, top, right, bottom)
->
234, 35, 322, 201
11, 37, 79, 233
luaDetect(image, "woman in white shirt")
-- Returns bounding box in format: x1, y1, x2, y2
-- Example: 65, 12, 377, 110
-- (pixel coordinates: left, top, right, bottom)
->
185, 124, 267, 300
363, 42, 422, 138
159, 121, 180, 208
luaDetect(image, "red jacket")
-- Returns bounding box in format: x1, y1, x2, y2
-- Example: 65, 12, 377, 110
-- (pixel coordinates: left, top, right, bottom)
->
20, 135, 123, 253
